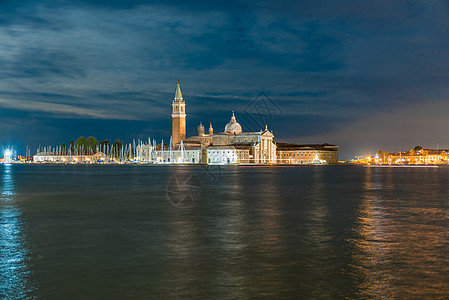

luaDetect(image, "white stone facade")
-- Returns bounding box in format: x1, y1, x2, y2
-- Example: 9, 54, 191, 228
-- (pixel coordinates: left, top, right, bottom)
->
33, 152, 108, 163
206, 146, 237, 164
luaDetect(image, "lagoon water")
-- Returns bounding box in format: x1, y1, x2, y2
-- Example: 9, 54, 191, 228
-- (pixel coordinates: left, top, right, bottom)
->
1, 164, 449, 298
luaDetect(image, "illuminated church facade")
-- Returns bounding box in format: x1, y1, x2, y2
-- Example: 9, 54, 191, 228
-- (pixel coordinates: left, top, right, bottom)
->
172, 81, 277, 164
168, 80, 337, 165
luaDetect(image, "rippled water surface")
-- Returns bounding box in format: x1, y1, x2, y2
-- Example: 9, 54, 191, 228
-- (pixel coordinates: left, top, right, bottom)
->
1, 164, 449, 298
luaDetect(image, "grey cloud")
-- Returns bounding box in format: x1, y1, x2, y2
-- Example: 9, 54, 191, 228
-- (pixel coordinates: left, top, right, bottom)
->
0, 97, 138, 119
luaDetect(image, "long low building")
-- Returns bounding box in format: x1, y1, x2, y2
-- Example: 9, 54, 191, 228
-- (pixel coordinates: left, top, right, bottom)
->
375, 148, 449, 165
155, 147, 201, 164
33, 152, 108, 163
137, 141, 339, 165
276, 143, 338, 164
139, 144, 245, 164
206, 146, 237, 164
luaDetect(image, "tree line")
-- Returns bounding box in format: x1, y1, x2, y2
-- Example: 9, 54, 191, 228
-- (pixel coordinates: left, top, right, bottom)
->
60, 136, 124, 158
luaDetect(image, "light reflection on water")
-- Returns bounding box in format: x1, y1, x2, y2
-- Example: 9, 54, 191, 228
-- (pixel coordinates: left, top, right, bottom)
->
0, 165, 34, 298
302, 167, 340, 298
352, 167, 449, 298
210, 167, 248, 298
251, 169, 288, 297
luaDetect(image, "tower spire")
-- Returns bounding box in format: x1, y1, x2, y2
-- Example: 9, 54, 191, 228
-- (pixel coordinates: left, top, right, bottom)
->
172, 80, 186, 146
175, 79, 183, 100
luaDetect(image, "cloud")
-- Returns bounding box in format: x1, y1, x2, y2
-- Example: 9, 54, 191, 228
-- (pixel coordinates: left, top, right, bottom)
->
0, 97, 137, 119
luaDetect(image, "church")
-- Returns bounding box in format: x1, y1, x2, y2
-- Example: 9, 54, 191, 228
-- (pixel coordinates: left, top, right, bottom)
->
166, 80, 338, 164
171, 80, 277, 164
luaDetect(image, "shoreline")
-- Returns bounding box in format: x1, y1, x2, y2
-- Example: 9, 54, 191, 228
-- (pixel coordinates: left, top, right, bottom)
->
2, 162, 337, 167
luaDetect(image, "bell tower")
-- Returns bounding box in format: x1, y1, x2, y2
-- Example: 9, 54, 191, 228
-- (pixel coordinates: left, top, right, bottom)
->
171, 79, 186, 147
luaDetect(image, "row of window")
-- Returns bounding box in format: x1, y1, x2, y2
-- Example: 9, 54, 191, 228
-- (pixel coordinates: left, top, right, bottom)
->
208, 150, 234, 154
279, 152, 314, 157
208, 158, 236, 163
278, 152, 335, 157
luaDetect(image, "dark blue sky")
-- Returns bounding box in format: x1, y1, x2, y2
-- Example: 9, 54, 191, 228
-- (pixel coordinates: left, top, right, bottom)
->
1, 0, 449, 159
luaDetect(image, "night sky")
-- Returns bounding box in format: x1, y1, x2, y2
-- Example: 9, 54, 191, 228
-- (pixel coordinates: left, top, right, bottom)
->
1, 0, 449, 159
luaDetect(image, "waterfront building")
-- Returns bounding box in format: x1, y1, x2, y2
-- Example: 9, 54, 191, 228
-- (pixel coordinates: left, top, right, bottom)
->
184, 112, 277, 164
33, 152, 108, 163
170, 80, 276, 164
276, 143, 339, 164
135, 142, 201, 164
155, 146, 201, 163
234, 146, 251, 163
171, 80, 186, 147
212, 114, 277, 164
138, 80, 336, 165
206, 146, 237, 164
375, 148, 449, 165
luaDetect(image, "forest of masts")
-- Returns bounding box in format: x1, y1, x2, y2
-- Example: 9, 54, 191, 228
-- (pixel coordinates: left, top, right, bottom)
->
34, 136, 181, 163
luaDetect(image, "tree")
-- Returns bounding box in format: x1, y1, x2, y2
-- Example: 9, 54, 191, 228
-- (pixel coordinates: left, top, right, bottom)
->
87, 136, 99, 153
414, 145, 423, 153
61, 143, 67, 153
69, 141, 75, 152
75, 136, 88, 153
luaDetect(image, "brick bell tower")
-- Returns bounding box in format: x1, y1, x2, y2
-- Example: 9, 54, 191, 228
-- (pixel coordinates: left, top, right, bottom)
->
171, 79, 186, 147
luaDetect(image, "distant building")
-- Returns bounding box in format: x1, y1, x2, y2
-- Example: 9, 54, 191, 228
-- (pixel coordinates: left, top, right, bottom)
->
276, 143, 339, 164
161, 80, 337, 165
33, 152, 108, 163
234, 146, 251, 164
155, 146, 201, 164
377, 148, 449, 165
184, 112, 277, 164
206, 146, 237, 164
